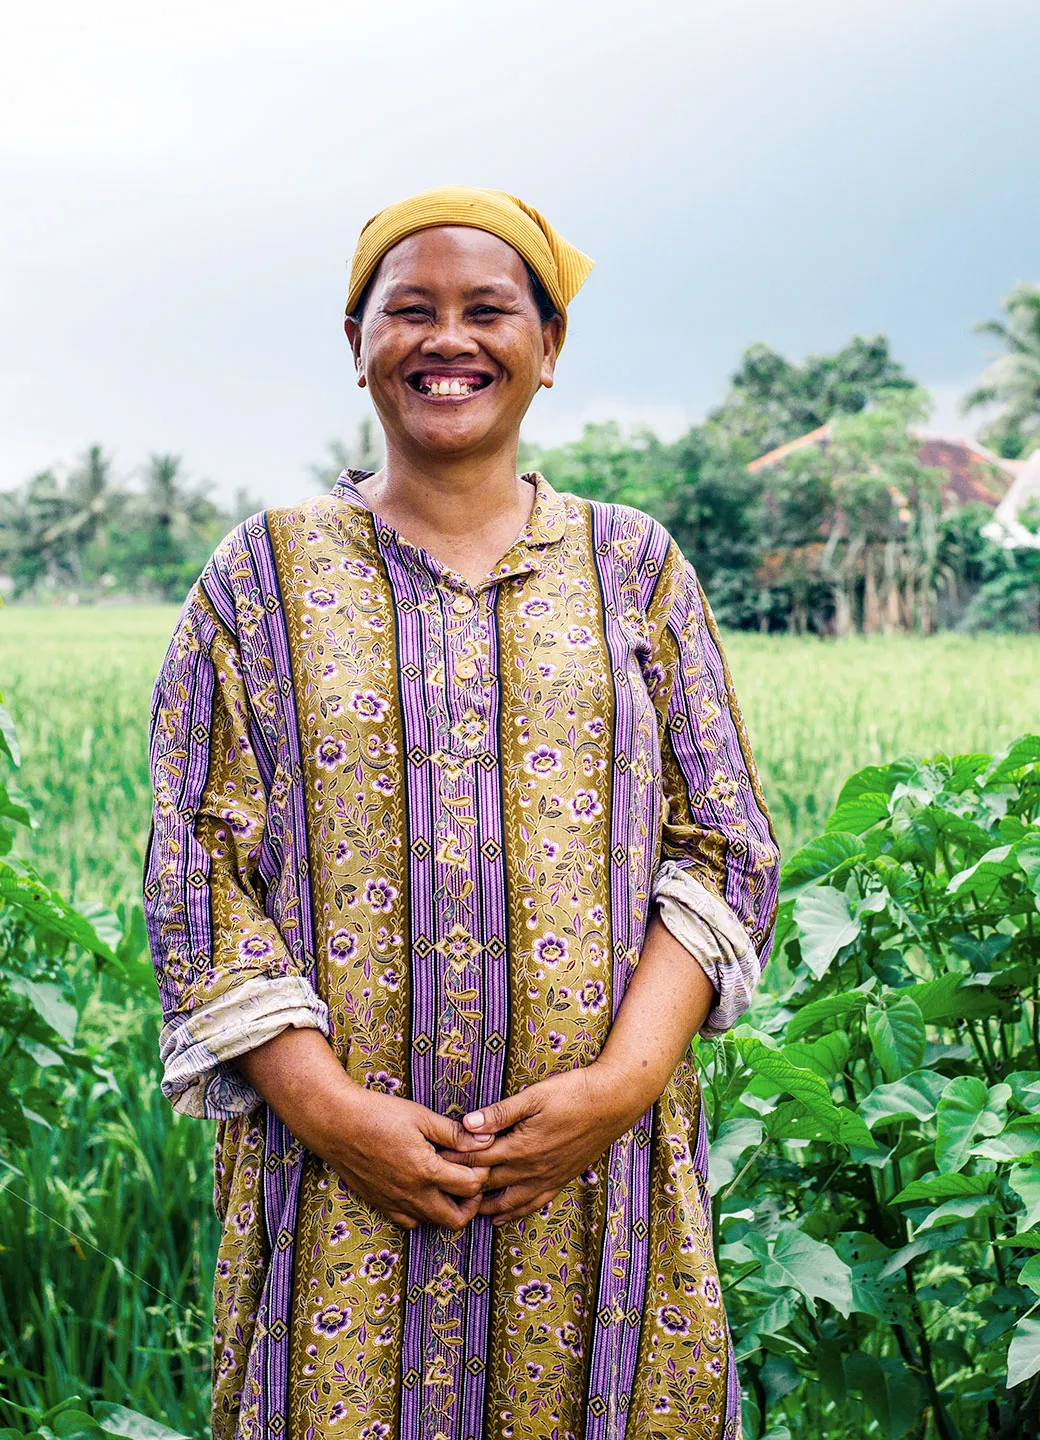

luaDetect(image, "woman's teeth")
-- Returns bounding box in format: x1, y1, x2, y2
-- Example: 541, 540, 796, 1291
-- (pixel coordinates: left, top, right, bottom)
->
419, 378, 482, 396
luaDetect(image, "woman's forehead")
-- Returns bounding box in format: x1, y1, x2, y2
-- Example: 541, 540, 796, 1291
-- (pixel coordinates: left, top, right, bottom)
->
374, 226, 528, 292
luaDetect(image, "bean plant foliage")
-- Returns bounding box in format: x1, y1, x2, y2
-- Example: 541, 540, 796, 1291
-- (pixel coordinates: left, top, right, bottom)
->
701, 734, 1040, 1440
0, 691, 185, 1439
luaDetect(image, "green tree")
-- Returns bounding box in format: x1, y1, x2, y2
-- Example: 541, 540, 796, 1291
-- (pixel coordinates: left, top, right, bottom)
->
0, 448, 123, 596
311, 418, 384, 486
755, 389, 950, 635
666, 429, 767, 627
528, 420, 680, 519
709, 334, 916, 460
964, 282, 1040, 460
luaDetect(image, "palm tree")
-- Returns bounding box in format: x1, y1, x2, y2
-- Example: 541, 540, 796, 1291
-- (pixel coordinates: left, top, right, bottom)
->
963, 282, 1040, 459
310, 419, 383, 487
37, 447, 123, 579
135, 454, 218, 561
0, 448, 124, 593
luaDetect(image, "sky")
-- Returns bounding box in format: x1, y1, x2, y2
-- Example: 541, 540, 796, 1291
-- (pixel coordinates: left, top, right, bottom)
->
2, 0, 1038, 507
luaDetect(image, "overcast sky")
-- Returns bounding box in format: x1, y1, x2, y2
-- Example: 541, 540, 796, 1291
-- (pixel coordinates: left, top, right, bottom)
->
2, 0, 1038, 507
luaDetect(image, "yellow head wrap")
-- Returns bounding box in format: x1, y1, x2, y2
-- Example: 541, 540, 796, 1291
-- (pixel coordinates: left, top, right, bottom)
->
345, 185, 594, 349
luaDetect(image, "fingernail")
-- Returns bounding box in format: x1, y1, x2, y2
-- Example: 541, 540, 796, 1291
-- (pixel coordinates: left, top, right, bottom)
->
474, 1134, 493, 1143
465, 1111, 484, 1129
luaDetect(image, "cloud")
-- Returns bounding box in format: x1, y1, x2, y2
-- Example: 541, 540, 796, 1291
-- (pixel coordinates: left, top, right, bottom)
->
1, 0, 1036, 505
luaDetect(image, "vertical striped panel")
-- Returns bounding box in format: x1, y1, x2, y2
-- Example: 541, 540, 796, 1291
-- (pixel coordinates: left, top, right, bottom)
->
380, 525, 511, 1440
202, 517, 319, 1440
584, 504, 672, 1440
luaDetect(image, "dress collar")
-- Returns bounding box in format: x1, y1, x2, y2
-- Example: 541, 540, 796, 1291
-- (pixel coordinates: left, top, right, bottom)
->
330, 469, 568, 584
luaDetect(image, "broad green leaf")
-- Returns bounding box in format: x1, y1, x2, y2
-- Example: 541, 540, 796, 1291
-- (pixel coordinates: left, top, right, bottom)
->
815, 1337, 846, 1404
835, 762, 903, 807
947, 752, 991, 791
866, 996, 926, 1081
785, 990, 871, 1043
860, 1071, 949, 1130
779, 832, 865, 901
72, 901, 124, 954
986, 735, 1040, 788
793, 886, 861, 979
948, 844, 1015, 901
1010, 1164, 1040, 1234
738, 1037, 839, 1127
761, 1223, 853, 1317
0, 862, 118, 962
1018, 1255, 1040, 1296
826, 792, 890, 835
898, 972, 964, 1023
0, 702, 20, 766
974, 1123, 1040, 1163
707, 1117, 762, 1196
915, 1195, 996, 1231
769, 898, 797, 958
835, 1232, 910, 1326
7, 978, 77, 1045
893, 1172, 992, 1204
780, 1031, 850, 1079
994, 1233, 1040, 1250
0, 780, 32, 828
935, 1076, 998, 1173
1007, 1315, 1040, 1389
94, 1404, 189, 1440
1019, 844, 1040, 896
51, 1412, 107, 1438
879, 1229, 953, 1278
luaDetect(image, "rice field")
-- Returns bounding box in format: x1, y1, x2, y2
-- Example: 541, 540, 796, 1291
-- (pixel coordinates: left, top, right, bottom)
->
1, 607, 1037, 904
0, 604, 1037, 1434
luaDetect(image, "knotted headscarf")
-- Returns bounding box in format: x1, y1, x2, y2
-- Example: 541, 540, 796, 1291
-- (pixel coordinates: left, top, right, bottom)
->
345, 185, 594, 349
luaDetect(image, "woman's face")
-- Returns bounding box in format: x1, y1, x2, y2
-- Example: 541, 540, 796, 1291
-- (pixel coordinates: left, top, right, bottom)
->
345, 226, 564, 464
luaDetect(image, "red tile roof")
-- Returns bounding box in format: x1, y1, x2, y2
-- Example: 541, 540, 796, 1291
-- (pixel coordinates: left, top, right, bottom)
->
747, 425, 1016, 510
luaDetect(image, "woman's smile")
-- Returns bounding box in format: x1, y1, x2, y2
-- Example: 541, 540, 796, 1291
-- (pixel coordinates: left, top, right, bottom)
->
405, 368, 496, 401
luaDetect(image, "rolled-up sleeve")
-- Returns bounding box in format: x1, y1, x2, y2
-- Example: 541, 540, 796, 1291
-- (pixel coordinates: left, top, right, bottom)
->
644, 541, 781, 1034
143, 587, 329, 1118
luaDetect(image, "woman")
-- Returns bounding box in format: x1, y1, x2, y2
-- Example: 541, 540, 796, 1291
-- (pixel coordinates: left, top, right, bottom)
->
144, 185, 780, 1440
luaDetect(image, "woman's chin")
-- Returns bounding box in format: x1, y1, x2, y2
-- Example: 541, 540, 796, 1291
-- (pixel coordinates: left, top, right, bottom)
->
400, 416, 511, 459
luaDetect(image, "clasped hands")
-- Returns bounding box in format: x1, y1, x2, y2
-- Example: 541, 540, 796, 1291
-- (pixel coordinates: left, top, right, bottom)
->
326, 1060, 647, 1232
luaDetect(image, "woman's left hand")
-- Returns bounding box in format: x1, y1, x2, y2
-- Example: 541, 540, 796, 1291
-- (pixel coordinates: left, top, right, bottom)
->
440, 1062, 650, 1226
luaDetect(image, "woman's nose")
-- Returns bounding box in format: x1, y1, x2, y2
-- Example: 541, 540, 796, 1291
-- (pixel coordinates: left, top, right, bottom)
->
421, 314, 479, 357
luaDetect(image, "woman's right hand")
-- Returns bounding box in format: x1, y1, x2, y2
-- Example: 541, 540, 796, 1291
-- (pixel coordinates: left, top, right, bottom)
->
234, 1027, 493, 1230
321, 1084, 493, 1231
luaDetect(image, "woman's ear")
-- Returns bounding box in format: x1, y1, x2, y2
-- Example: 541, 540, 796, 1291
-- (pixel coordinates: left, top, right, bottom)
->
344, 317, 366, 388
539, 315, 565, 389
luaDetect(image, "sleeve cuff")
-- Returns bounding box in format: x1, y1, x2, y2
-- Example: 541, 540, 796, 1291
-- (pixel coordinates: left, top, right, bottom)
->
651, 859, 763, 1037
158, 975, 330, 1119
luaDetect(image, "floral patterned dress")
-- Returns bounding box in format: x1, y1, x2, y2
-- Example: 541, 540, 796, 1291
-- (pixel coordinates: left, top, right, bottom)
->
144, 471, 780, 1440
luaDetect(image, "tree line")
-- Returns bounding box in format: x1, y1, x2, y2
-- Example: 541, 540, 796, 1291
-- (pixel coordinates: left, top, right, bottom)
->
2, 284, 1038, 629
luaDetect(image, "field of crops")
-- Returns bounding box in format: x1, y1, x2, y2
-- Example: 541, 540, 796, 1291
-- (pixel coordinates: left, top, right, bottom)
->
0, 605, 1038, 1435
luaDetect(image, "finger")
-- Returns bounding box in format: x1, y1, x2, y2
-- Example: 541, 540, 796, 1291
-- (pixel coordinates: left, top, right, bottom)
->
476, 1185, 531, 1219
420, 1108, 481, 1150
421, 1189, 483, 1232
484, 1189, 556, 1227
439, 1129, 496, 1154
463, 1087, 540, 1137
427, 1156, 489, 1199
436, 1147, 502, 1169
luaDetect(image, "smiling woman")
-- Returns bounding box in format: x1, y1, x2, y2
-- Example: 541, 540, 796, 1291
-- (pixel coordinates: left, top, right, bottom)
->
143, 185, 780, 1440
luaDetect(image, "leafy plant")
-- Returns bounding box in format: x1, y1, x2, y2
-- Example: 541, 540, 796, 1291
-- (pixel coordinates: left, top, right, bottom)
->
699, 735, 1040, 1439
0, 690, 195, 1435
